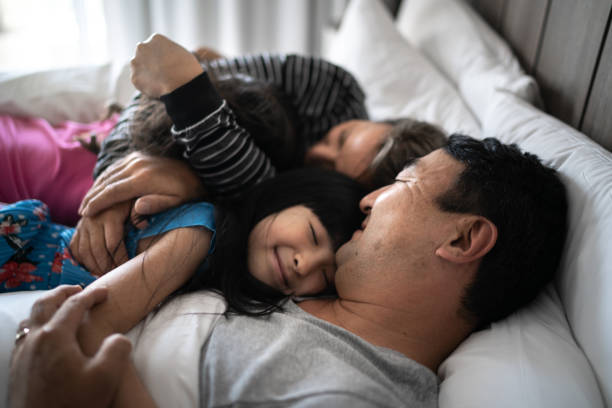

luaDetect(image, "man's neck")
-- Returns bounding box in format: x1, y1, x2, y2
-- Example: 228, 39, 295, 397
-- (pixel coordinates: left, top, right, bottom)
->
298, 297, 473, 372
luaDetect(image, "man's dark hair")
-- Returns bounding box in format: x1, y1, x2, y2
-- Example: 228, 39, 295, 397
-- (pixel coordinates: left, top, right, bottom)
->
437, 134, 568, 328
365, 118, 447, 189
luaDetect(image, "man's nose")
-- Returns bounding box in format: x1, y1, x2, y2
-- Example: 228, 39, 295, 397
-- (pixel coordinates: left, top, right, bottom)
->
359, 186, 388, 214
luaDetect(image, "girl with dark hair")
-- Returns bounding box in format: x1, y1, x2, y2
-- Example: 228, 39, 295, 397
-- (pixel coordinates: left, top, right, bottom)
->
189, 167, 366, 315
0, 168, 365, 317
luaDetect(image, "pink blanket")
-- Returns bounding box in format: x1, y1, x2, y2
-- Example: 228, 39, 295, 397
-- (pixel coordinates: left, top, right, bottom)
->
0, 114, 118, 226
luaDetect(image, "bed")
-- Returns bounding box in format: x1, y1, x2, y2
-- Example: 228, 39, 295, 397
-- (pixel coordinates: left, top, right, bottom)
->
1, 0, 611, 407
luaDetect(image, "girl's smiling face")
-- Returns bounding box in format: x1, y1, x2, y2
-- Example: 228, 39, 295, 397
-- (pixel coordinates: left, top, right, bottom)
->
247, 205, 336, 296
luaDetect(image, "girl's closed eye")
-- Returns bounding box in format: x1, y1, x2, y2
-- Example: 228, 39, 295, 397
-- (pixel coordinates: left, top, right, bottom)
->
247, 205, 339, 297
205, 167, 366, 315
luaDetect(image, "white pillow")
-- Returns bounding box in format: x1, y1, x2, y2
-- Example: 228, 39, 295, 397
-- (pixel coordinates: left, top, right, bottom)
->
440, 285, 605, 408
481, 92, 612, 406
438, 94, 610, 408
323, 0, 480, 137
395, 0, 541, 122
0, 62, 134, 125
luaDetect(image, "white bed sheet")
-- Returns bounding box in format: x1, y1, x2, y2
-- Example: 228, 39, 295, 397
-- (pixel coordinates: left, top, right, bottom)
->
1, 0, 610, 407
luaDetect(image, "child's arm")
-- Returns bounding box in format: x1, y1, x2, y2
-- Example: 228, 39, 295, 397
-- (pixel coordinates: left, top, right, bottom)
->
76, 226, 212, 407
77, 225, 212, 352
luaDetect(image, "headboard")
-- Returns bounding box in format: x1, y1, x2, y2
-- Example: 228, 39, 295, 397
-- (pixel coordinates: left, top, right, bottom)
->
468, 0, 612, 152
385, 0, 612, 152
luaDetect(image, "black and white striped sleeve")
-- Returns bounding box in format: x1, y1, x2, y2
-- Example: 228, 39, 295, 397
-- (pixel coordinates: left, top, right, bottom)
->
162, 71, 275, 200
281, 55, 368, 145
207, 54, 368, 146
95, 53, 367, 200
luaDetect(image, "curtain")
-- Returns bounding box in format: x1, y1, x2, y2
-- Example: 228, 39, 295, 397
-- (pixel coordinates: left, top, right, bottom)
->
103, 0, 347, 64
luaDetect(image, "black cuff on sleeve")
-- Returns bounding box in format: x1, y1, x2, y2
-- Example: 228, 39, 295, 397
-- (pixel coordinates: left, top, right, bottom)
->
160, 71, 223, 130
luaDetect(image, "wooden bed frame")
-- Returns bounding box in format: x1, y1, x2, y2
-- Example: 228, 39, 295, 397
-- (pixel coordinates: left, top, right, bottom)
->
384, 0, 612, 152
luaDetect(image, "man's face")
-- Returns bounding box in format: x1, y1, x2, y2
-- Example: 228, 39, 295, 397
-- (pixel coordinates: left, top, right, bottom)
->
334, 149, 465, 295
304, 120, 391, 181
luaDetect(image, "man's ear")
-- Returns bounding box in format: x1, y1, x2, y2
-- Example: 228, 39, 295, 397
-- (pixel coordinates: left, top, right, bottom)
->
435, 216, 498, 264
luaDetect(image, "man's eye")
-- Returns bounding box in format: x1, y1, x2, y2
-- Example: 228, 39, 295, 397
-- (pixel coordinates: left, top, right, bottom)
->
309, 223, 318, 246
338, 131, 348, 147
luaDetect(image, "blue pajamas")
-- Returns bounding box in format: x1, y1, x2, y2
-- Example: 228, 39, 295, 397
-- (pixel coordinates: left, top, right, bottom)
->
0, 200, 215, 292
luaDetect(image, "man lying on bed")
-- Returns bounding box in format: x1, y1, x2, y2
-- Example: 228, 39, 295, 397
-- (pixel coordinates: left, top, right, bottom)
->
9, 135, 568, 407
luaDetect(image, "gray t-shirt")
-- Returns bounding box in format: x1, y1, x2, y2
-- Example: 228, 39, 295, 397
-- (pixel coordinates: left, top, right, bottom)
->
199, 301, 438, 407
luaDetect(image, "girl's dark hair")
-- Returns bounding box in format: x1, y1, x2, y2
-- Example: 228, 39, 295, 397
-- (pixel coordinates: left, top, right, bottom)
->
129, 74, 300, 171
184, 167, 367, 316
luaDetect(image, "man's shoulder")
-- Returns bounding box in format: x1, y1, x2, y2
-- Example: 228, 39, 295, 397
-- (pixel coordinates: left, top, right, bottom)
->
202, 307, 438, 407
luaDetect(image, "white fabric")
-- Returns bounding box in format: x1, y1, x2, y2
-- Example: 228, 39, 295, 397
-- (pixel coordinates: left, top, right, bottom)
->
480, 92, 612, 407
0, 290, 224, 408
102, 0, 345, 63
395, 0, 541, 120
440, 284, 604, 408
0, 62, 134, 125
323, 0, 480, 137
126, 291, 226, 408
1, 0, 610, 406
0, 291, 47, 408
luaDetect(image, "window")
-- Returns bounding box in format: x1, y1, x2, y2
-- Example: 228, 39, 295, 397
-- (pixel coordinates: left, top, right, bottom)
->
0, 0, 108, 71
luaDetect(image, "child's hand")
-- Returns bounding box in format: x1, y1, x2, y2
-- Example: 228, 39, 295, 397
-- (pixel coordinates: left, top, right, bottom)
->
130, 33, 204, 98
70, 201, 132, 277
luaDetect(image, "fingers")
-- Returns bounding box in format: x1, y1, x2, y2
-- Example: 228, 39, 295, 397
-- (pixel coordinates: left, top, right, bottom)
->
104, 215, 129, 267
73, 201, 132, 276
30, 285, 83, 326
86, 334, 133, 400
82, 152, 205, 217
79, 155, 133, 215
87, 218, 114, 275
17, 319, 30, 333
82, 178, 137, 217
73, 219, 105, 277
80, 154, 148, 217
50, 287, 109, 333
89, 334, 132, 376
134, 194, 182, 215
